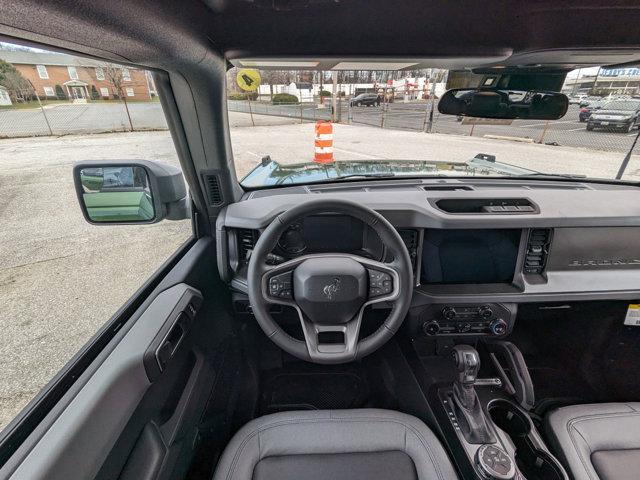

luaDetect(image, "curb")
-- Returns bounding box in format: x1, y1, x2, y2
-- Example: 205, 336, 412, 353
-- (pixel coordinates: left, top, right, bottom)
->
482, 135, 534, 143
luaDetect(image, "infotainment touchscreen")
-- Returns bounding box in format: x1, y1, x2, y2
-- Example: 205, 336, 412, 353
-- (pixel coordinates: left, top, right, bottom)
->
421, 229, 521, 284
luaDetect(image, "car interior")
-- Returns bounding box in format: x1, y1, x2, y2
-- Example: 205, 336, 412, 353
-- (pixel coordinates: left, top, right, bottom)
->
3, 1, 640, 480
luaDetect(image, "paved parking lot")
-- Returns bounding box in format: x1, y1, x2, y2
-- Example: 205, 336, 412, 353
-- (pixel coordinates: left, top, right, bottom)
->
229, 101, 640, 155
1, 114, 639, 432
3, 102, 637, 160
0, 102, 168, 137
0, 132, 191, 430
351, 104, 639, 153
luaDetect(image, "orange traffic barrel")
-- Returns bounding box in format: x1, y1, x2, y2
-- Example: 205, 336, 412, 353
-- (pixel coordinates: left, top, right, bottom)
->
314, 121, 334, 163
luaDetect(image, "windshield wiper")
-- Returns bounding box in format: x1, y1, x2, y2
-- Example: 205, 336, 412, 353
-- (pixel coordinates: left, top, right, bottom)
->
332, 172, 397, 180
517, 172, 587, 179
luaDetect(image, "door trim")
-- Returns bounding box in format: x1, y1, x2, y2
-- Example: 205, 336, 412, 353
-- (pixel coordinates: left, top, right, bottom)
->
0, 236, 198, 470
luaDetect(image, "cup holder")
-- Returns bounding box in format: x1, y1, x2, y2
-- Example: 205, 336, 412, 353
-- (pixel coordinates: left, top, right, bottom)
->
488, 400, 566, 480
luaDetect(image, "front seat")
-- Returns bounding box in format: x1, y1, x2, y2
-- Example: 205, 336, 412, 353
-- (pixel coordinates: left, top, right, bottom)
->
213, 409, 459, 480
546, 402, 640, 480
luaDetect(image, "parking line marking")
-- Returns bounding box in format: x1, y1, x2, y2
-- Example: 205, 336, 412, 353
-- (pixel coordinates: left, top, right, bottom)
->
333, 147, 383, 159
517, 120, 577, 128
566, 127, 587, 132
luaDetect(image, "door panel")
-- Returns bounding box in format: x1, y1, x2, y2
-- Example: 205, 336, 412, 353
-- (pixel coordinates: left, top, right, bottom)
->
0, 237, 236, 480
4, 284, 200, 480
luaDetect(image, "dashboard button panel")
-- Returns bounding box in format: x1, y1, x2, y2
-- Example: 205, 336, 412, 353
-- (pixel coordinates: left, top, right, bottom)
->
419, 303, 516, 337
368, 269, 393, 297
269, 272, 293, 299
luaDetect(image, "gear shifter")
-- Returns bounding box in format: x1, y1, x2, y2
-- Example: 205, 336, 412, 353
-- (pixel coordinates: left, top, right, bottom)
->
451, 345, 495, 444
453, 345, 480, 408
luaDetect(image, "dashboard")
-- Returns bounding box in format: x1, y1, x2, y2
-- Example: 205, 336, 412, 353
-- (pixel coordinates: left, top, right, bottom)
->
216, 177, 640, 338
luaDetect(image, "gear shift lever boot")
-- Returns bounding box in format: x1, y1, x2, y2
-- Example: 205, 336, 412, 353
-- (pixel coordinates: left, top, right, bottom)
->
451, 345, 496, 444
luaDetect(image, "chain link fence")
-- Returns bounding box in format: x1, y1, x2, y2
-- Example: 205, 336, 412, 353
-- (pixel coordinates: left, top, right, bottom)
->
227, 99, 332, 123
3, 98, 639, 165
0, 100, 167, 138
227, 98, 640, 161
351, 102, 640, 155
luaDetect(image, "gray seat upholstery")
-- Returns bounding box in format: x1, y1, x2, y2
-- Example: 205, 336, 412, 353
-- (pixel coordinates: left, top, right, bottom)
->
212, 409, 459, 480
546, 402, 640, 480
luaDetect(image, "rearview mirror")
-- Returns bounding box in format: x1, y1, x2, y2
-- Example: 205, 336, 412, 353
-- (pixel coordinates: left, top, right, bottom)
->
74, 160, 189, 224
438, 88, 569, 120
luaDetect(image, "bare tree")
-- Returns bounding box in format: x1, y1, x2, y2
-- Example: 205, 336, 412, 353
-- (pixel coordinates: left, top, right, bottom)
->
260, 70, 289, 101
101, 63, 133, 131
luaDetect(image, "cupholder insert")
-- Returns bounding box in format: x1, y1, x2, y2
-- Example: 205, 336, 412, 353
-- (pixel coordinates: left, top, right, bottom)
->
488, 400, 565, 480
488, 400, 531, 437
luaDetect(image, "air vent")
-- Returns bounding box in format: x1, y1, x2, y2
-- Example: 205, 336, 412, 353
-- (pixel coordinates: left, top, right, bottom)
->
237, 229, 258, 263
398, 229, 418, 256
203, 174, 224, 206
398, 229, 419, 276
524, 229, 552, 274
423, 185, 473, 192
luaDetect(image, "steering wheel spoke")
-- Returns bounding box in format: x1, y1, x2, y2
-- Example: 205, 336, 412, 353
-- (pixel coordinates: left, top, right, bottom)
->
298, 310, 363, 363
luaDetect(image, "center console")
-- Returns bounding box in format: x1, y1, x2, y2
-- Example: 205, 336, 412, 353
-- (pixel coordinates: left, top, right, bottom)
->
427, 342, 568, 480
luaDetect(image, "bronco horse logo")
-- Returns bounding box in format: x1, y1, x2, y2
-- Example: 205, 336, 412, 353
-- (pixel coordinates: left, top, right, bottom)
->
322, 277, 341, 300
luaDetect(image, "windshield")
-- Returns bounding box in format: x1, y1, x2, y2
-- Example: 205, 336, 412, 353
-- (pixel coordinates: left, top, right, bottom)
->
226, 65, 640, 188
601, 101, 640, 111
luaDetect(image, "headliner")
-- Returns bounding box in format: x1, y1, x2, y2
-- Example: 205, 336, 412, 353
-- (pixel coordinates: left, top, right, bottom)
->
1, 0, 640, 72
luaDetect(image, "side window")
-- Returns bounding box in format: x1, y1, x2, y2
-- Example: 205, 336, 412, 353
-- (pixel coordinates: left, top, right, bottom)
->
67, 65, 78, 79
0, 43, 192, 432
36, 64, 48, 79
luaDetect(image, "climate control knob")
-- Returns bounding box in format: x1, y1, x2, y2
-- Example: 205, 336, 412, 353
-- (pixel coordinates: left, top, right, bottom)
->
479, 306, 493, 319
489, 318, 508, 336
423, 321, 440, 336
442, 307, 456, 320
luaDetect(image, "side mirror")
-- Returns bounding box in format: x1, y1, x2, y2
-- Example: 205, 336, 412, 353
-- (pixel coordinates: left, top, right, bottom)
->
438, 88, 569, 120
73, 160, 189, 225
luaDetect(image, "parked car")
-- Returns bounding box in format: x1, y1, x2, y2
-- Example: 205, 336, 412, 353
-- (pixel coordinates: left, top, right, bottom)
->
349, 93, 381, 107
568, 94, 586, 105
578, 100, 605, 121
578, 96, 602, 107
587, 100, 640, 132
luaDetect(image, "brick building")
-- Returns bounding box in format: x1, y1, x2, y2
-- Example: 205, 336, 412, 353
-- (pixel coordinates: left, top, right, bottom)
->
0, 50, 156, 102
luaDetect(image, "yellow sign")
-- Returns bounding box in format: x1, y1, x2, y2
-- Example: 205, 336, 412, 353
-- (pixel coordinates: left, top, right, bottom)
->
236, 69, 261, 92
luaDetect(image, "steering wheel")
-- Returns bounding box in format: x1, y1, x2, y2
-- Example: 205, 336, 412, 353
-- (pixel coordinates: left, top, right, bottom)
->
247, 199, 413, 364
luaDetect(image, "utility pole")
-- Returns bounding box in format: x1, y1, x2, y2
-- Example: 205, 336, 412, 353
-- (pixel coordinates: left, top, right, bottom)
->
591, 67, 602, 95
571, 68, 582, 96
28, 80, 53, 136
426, 69, 438, 133
616, 127, 640, 179
331, 70, 338, 122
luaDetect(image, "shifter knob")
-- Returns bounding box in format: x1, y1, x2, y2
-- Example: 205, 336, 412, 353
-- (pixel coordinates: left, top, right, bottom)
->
453, 345, 480, 385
